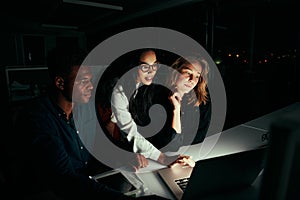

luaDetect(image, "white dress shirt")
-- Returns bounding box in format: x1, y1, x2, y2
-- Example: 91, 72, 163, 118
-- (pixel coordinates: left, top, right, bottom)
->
110, 83, 161, 161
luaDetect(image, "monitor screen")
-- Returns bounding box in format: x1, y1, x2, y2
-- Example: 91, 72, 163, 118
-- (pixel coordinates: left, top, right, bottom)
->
260, 112, 300, 200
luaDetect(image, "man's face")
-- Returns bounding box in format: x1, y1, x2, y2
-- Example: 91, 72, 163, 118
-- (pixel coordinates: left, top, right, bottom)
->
69, 66, 93, 104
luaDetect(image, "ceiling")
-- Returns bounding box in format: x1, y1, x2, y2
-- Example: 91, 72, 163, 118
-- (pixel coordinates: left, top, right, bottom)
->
1, 0, 209, 33
0, 0, 297, 36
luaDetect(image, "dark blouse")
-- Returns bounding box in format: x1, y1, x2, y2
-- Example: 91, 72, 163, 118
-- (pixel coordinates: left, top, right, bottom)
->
129, 84, 211, 152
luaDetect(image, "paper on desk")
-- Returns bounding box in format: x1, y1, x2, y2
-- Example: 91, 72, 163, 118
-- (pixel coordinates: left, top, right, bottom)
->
135, 159, 166, 173
134, 133, 221, 173
164, 132, 222, 161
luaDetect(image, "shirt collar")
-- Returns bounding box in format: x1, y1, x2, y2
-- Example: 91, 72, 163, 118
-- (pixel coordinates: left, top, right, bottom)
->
49, 97, 73, 120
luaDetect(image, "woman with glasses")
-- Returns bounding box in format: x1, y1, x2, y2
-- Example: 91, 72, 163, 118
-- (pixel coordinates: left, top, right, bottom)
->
98, 48, 195, 170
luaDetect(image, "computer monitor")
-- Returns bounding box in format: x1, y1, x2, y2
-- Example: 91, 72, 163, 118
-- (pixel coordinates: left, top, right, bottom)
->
259, 113, 300, 200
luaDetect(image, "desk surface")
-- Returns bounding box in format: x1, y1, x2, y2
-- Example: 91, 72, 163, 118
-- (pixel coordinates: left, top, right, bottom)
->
244, 102, 300, 131
119, 102, 300, 199
134, 124, 268, 199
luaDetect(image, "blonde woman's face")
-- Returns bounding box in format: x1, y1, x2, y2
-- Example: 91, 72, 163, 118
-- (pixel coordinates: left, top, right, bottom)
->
136, 50, 158, 85
175, 62, 202, 95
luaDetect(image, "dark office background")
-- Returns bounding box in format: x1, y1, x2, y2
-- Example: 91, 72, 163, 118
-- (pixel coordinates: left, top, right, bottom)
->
1, 0, 298, 129
0, 0, 298, 198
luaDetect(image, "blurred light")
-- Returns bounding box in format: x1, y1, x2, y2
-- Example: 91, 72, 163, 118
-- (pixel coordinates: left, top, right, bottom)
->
41, 24, 78, 29
215, 59, 222, 65
228, 53, 232, 57
236, 54, 239, 58
63, 0, 123, 10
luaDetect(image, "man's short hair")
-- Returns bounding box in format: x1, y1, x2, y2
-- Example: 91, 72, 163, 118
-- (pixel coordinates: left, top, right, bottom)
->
47, 46, 87, 80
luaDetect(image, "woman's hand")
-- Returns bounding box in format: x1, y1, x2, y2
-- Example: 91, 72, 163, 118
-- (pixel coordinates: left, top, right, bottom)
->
169, 154, 195, 168
157, 153, 195, 168
125, 153, 149, 172
169, 92, 182, 133
169, 92, 181, 111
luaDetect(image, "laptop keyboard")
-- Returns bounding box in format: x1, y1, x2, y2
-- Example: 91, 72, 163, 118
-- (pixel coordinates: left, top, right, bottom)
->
175, 177, 190, 191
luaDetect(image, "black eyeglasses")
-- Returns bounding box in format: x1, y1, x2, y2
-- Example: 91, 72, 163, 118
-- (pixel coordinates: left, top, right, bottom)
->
138, 63, 160, 73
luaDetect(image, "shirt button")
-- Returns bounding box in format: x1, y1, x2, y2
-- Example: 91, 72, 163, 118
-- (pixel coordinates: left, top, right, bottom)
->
80, 146, 83, 150
85, 161, 88, 165
76, 130, 79, 134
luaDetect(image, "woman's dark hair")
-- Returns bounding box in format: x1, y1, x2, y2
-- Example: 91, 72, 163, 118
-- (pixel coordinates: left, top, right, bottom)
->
96, 49, 151, 108
122, 48, 157, 99
96, 48, 159, 127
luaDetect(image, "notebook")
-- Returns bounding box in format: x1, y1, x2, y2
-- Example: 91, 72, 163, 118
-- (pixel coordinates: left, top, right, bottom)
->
158, 146, 267, 200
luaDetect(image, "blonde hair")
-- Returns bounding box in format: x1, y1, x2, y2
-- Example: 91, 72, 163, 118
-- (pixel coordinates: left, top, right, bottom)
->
166, 56, 209, 106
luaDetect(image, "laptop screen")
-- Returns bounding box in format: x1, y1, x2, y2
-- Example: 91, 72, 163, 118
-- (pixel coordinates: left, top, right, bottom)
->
182, 147, 268, 199
158, 146, 268, 200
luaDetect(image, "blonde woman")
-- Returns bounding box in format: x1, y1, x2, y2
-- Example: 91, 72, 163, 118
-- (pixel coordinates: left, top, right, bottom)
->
143, 56, 211, 151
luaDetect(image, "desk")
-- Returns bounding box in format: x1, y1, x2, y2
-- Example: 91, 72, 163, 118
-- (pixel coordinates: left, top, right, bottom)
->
243, 102, 300, 131
118, 102, 299, 199
133, 124, 268, 199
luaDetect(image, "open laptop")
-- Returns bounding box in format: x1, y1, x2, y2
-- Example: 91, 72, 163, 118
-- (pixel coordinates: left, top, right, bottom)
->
158, 146, 268, 200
